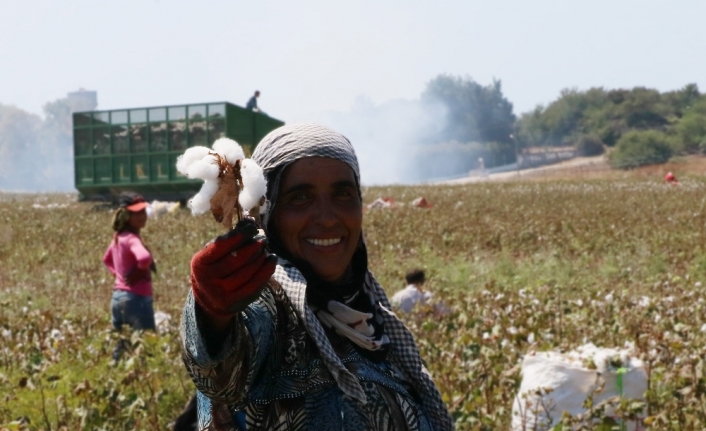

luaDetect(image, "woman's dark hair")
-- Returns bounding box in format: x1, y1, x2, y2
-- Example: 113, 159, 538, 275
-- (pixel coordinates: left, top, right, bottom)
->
112, 191, 148, 234
405, 269, 425, 285
111, 208, 131, 234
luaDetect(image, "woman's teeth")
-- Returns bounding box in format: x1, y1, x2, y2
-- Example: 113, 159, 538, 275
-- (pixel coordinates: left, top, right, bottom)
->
307, 238, 341, 246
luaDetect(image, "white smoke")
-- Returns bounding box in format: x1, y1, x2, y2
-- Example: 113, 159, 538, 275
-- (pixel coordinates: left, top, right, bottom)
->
317, 94, 447, 185
0, 102, 73, 191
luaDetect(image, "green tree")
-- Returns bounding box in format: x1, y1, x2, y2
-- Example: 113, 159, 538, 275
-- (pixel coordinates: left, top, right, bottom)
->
584, 89, 624, 146
515, 86, 686, 151
422, 74, 516, 145
670, 97, 706, 153
540, 88, 602, 145
608, 129, 672, 169
618, 87, 670, 130
662, 83, 701, 117
515, 106, 546, 150
515, 88, 613, 149
575, 134, 605, 157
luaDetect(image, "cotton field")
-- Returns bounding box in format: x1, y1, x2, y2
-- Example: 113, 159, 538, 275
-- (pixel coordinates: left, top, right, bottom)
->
2, 175, 706, 430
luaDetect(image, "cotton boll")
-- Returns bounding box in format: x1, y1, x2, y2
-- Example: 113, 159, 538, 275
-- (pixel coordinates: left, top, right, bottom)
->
199, 179, 219, 203
176, 146, 211, 175
202, 154, 219, 168
187, 159, 220, 180
238, 159, 267, 211
212, 138, 245, 165
176, 157, 189, 175
240, 159, 267, 192
188, 179, 219, 215
188, 192, 211, 215
239, 191, 261, 212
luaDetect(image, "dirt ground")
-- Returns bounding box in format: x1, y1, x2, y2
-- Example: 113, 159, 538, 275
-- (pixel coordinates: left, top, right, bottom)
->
438, 154, 706, 185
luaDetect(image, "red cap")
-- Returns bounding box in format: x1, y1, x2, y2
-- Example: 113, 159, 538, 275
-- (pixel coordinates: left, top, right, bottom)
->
665, 172, 675, 181
127, 201, 148, 212
119, 191, 149, 212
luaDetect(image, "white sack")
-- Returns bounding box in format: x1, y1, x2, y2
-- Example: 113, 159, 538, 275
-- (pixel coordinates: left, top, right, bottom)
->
154, 310, 172, 333
149, 201, 181, 218
512, 343, 647, 431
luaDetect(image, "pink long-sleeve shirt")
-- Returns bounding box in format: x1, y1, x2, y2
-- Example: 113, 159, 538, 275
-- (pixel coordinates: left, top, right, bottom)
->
102, 231, 153, 297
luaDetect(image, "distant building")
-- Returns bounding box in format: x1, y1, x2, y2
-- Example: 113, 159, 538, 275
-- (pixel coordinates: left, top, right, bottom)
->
67, 88, 98, 112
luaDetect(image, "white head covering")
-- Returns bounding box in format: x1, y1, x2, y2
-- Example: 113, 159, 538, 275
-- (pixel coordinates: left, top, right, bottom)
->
252, 123, 360, 181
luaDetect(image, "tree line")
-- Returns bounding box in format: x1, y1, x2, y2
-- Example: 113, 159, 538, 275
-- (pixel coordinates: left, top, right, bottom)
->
515, 83, 705, 169
417, 76, 705, 178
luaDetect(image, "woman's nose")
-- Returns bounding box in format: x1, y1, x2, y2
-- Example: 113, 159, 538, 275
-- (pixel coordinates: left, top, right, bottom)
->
313, 199, 338, 227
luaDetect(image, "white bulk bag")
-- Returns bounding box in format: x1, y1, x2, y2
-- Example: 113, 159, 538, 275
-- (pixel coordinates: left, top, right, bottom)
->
511, 343, 647, 431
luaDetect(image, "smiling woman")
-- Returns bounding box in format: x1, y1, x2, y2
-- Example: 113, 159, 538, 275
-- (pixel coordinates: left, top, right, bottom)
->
180, 123, 454, 431
273, 157, 363, 282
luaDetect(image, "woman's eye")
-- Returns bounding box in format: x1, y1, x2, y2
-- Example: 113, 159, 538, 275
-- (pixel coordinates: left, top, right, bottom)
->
335, 189, 354, 199
290, 193, 310, 203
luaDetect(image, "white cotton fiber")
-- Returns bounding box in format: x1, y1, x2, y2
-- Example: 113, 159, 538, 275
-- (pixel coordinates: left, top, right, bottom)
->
200, 178, 219, 198
189, 192, 211, 215
188, 179, 219, 215
187, 158, 220, 180
238, 159, 267, 211
176, 146, 211, 175
212, 138, 245, 165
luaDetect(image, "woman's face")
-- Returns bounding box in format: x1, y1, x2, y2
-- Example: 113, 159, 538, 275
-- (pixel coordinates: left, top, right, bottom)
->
128, 209, 148, 230
273, 157, 363, 282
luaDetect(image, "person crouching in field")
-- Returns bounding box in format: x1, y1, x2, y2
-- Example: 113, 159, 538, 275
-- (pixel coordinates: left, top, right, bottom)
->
103, 191, 156, 361
391, 269, 450, 316
180, 124, 454, 430
391, 269, 432, 313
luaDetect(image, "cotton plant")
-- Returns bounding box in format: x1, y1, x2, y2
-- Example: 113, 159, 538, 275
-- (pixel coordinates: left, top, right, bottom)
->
176, 138, 267, 229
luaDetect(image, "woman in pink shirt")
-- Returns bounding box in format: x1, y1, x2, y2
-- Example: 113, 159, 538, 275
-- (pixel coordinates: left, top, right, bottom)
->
103, 192, 156, 360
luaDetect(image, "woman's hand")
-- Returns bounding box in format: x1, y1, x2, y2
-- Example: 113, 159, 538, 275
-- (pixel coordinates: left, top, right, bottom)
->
190, 219, 277, 320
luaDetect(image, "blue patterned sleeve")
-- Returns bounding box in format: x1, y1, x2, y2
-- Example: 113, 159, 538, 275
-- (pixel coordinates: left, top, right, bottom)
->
181, 288, 276, 406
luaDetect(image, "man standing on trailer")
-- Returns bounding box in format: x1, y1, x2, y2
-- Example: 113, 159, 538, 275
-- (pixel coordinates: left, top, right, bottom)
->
246, 90, 261, 112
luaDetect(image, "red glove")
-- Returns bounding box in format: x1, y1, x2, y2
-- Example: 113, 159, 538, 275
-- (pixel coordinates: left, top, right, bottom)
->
191, 219, 277, 318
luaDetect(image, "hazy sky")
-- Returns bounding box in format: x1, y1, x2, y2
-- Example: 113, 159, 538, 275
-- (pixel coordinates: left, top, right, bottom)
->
3, 0, 704, 123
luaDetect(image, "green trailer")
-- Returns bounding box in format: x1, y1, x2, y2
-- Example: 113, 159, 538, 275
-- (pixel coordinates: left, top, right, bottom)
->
72, 102, 284, 202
